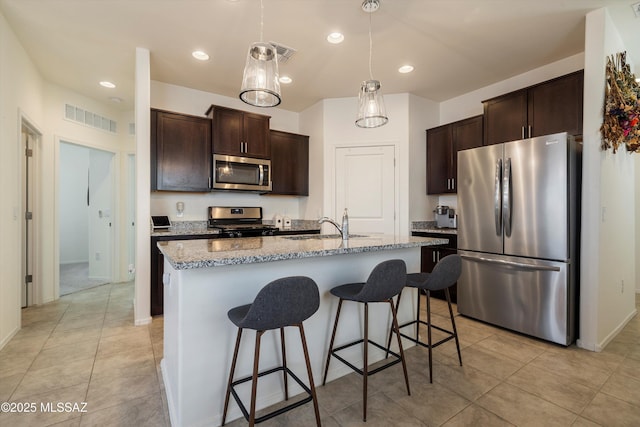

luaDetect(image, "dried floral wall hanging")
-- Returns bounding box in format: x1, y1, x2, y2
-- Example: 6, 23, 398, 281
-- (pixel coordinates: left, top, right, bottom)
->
601, 51, 640, 153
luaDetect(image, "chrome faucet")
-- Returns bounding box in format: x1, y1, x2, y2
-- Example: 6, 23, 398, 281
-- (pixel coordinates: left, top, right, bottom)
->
318, 217, 344, 238
319, 209, 349, 240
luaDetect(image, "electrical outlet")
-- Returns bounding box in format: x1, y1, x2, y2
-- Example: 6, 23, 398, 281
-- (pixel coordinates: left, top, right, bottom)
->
633, 2, 640, 18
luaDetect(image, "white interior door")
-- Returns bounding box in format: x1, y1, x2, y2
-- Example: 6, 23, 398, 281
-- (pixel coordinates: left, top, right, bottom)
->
335, 145, 396, 235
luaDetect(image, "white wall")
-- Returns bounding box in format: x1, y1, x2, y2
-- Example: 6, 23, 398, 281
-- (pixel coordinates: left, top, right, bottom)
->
299, 100, 325, 220
59, 143, 90, 264
0, 10, 45, 349
88, 149, 115, 280
149, 81, 303, 222
582, 8, 636, 350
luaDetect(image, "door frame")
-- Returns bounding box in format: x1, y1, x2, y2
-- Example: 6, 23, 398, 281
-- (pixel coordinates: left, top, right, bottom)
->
18, 111, 43, 307
55, 136, 120, 297
327, 141, 400, 236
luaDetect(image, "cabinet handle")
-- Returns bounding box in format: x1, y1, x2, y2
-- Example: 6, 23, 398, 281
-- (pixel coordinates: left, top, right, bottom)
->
451, 178, 455, 190
240, 142, 243, 153
432, 251, 436, 263
521, 126, 525, 139
437, 250, 441, 262
208, 177, 211, 189
528, 125, 532, 138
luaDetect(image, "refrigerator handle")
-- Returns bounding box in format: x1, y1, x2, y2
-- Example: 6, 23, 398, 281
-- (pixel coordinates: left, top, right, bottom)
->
460, 254, 561, 272
503, 157, 512, 237
494, 158, 502, 236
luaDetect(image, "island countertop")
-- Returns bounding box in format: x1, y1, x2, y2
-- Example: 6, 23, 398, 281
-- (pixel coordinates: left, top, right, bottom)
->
158, 234, 448, 270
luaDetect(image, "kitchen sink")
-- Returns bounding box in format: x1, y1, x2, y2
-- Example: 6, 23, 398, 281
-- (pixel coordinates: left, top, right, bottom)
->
283, 234, 367, 240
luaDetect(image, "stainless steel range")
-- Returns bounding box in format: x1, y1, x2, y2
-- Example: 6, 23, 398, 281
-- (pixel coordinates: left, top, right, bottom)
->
207, 206, 278, 238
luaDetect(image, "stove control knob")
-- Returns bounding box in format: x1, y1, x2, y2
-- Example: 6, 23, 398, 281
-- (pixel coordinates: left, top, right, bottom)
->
235, 231, 242, 238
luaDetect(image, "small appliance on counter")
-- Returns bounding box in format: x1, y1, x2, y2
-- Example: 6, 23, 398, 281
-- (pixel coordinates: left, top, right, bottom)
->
151, 215, 171, 230
434, 206, 457, 229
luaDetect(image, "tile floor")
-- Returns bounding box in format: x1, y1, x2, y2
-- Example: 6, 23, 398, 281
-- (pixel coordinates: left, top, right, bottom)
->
1, 283, 639, 426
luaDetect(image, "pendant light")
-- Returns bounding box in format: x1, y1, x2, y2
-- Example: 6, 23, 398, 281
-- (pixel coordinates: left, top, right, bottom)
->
239, 0, 281, 107
356, 0, 388, 128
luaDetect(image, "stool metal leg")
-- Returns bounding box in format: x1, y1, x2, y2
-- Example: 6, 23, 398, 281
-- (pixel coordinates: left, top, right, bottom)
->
416, 288, 422, 342
249, 330, 264, 427
389, 298, 411, 396
280, 328, 289, 400
426, 290, 433, 383
322, 298, 343, 386
362, 302, 369, 422
222, 328, 243, 426
445, 288, 463, 367
298, 323, 322, 426
385, 291, 402, 359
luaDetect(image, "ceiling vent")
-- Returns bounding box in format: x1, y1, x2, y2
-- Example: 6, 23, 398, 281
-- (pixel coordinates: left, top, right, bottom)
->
269, 41, 296, 64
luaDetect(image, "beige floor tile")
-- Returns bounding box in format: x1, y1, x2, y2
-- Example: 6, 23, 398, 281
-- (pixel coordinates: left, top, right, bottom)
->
529, 349, 614, 389
29, 340, 98, 371
441, 403, 514, 427
581, 392, 640, 427
96, 327, 151, 358
316, 373, 363, 415
43, 326, 102, 350
477, 382, 577, 426
571, 416, 602, 426
432, 360, 501, 402
506, 364, 597, 413
332, 391, 427, 426
600, 371, 640, 406
79, 393, 166, 427
85, 372, 160, 412
11, 357, 94, 400
615, 356, 640, 382
0, 371, 24, 401
91, 347, 156, 380
475, 334, 546, 363
458, 345, 523, 380
0, 383, 89, 427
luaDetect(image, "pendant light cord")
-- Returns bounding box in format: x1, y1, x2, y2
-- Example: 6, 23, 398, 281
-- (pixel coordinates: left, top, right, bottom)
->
368, 10, 373, 80
260, 0, 264, 42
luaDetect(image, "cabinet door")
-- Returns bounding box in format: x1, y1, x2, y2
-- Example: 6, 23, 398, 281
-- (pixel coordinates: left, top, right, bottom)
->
243, 112, 271, 158
483, 90, 528, 145
270, 130, 309, 195
426, 125, 453, 194
154, 110, 211, 192
452, 115, 483, 192
213, 107, 244, 155
528, 70, 583, 137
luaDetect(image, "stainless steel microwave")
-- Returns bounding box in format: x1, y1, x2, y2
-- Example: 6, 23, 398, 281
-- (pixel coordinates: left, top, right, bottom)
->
212, 154, 272, 192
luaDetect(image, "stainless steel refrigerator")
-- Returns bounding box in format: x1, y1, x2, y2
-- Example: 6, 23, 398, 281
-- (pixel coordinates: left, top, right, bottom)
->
457, 132, 581, 345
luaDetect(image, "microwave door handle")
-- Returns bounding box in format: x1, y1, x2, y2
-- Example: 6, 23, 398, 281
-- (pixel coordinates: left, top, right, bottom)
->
502, 157, 512, 237
494, 158, 502, 236
258, 164, 264, 185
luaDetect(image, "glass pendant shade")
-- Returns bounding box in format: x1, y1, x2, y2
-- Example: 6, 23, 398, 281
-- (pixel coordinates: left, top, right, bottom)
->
239, 42, 281, 107
355, 79, 388, 128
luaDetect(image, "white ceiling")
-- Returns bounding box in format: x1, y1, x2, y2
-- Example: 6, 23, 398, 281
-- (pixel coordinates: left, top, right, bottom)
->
1, 0, 638, 113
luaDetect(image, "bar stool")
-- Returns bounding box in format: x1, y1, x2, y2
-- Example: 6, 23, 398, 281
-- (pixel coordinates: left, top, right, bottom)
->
388, 254, 462, 383
322, 259, 410, 422
222, 276, 321, 427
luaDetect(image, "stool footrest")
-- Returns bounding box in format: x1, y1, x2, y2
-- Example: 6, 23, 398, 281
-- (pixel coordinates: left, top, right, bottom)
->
397, 319, 456, 349
230, 366, 313, 424
330, 338, 402, 377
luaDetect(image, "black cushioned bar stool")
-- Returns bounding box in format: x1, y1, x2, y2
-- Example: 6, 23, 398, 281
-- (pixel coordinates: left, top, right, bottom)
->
388, 254, 463, 383
222, 276, 321, 427
322, 259, 410, 422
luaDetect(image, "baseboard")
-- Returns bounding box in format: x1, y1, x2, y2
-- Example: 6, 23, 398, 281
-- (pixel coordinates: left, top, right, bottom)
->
161, 359, 178, 427
595, 307, 638, 352
0, 326, 19, 351
134, 316, 152, 326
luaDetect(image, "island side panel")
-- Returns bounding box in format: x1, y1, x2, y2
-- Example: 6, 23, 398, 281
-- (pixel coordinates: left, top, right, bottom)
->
161, 247, 420, 427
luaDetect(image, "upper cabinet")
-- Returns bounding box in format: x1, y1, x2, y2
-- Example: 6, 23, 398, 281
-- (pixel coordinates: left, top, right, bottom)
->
206, 105, 271, 159
426, 115, 483, 194
483, 70, 584, 145
151, 109, 212, 192
269, 130, 309, 196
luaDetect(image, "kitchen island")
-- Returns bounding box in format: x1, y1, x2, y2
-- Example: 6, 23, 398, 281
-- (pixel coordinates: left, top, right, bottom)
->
158, 234, 447, 427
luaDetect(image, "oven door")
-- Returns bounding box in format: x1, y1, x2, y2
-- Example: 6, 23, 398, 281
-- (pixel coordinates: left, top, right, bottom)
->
212, 154, 272, 191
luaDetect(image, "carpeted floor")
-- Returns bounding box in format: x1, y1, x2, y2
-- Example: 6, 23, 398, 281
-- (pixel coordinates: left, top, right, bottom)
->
59, 262, 110, 296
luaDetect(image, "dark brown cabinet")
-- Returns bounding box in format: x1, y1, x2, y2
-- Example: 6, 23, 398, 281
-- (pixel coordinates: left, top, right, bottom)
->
269, 130, 309, 196
151, 109, 212, 192
483, 70, 584, 146
206, 105, 271, 159
413, 232, 458, 303
426, 115, 483, 194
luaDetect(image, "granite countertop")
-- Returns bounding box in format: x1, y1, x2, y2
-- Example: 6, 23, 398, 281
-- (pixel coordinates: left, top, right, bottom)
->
151, 220, 320, 237
411, 220, 457, 235
158, 234, 448, 270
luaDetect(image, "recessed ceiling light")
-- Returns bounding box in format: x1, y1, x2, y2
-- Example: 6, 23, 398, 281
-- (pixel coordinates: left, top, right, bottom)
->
192, 50, 210, 61
398, 65, 414, 74
327, 32, 344, 44
279, 76, 293, 84
99, 81, 116, 88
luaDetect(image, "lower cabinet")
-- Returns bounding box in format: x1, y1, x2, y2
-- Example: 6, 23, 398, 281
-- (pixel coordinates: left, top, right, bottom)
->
413, 232, 458, 303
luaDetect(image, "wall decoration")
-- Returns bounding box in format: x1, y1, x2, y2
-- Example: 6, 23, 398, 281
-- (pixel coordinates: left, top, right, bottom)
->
601, 51, 640, 153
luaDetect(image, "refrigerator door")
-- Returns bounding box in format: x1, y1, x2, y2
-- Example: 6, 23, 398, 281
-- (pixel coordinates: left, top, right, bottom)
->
503, 132, 569, 261
457, 144, 504, 255
458, 250, 573, 345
